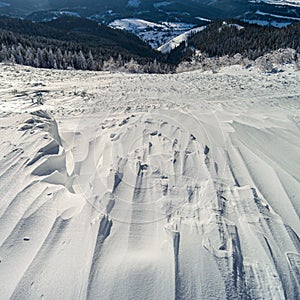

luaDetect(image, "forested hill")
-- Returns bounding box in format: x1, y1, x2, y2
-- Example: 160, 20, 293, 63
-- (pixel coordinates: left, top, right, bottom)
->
0, 16, 166, 71
168, 21, 300, 64
0, 16, 299, 73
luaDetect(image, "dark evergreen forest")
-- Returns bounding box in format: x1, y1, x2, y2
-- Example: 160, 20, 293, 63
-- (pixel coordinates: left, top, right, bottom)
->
168, 21, 300, 64
0, 16, 299, 73
0, 16, 171, 72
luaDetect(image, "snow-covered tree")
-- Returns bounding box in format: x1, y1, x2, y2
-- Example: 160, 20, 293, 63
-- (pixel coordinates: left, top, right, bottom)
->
15, 44, 24, 65
87, 51, 95, 70
56, 48, 63, 69
148, 59, 159, 73
125, 58, 140, 73
0, 44, 9, 62
74, 50, 87, 70
48, 48, 56, 69
25, 47, 34, 66
116, 54, 124, 68
102, 56, 116, 71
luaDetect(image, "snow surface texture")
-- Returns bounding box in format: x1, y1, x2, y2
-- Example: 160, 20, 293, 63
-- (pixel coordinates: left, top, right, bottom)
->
0, 63, 300, 299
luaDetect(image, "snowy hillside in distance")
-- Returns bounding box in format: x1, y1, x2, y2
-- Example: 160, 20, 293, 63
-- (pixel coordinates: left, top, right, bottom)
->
251, 0, 300, 7
0, 62, 300, 299
109, 18, 196, 49
158, 26, 206, 53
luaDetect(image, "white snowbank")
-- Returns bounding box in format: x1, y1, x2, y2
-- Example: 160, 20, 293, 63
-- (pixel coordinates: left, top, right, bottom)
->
0, 63, 299, 299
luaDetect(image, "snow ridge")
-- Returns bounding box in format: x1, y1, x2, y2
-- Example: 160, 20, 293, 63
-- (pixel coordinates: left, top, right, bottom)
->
0, 64, 299, 299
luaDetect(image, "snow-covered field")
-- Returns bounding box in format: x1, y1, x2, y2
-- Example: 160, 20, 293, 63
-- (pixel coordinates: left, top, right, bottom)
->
0, 63, 299, 299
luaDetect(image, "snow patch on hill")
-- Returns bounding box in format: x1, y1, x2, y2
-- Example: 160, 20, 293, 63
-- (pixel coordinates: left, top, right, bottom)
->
153, 1, 173, 8
255, 10, 300, 21
251, 0, 300, 7
158, 26, 206, 53
243, 19, 292, 27
219, 21, 245, 32
109, 18, 196, 49
0, 1, 10, 7
110, 18, 165, 31
127, 0, 141, 8
195, 16, 211, 22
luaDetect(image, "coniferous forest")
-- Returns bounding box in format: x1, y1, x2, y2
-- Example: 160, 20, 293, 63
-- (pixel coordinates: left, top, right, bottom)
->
0, 16, 171, 73
0, 16, 299, 73
167, 21, 300, 65
189, 21, 300, 60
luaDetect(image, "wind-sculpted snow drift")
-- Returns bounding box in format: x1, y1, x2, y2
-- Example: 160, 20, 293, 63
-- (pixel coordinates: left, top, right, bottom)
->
0, 64, 299, 299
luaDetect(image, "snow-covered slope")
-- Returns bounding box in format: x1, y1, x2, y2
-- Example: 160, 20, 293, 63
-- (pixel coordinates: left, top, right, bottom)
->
158, 22, 245, 54
0, 63, 299, 299
251, 0, 300, 7
109, 18, 196, 49
158, 26, 206, 53
255, 10, 300, 21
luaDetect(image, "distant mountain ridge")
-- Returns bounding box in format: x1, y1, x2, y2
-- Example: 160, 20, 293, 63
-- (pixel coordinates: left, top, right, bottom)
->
0, 15, 299, 74
1, 0, 299, 26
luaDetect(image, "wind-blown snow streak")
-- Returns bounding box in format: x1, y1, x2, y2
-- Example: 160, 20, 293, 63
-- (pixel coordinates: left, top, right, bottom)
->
0, 64, 299, 299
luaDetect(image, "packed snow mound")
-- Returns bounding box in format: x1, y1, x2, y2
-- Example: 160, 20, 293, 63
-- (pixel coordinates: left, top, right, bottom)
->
0, 63, 299, 299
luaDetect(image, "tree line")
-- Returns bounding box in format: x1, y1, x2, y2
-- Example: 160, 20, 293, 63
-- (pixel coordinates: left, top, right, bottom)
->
0, 29, 174, 73
185, 21, 300, 61
1, 16, 299, 73
0, 42, 96, 70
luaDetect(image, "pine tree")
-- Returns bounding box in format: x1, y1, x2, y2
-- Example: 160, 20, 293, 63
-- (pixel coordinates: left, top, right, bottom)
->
25, 47, 34, 66
87, 50, 95, 70
56, 48, 63, 69
48, 48, 55, 69
9, 53, 16, 65
0, 44, 8, 62
125, 58, 140, 73
103, 56, 116, 71
149, 59, 159, 73
36, 48, 43, 68
16, 44, 24, 65
41, 48, 49, 68
116, 54, 123, 68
